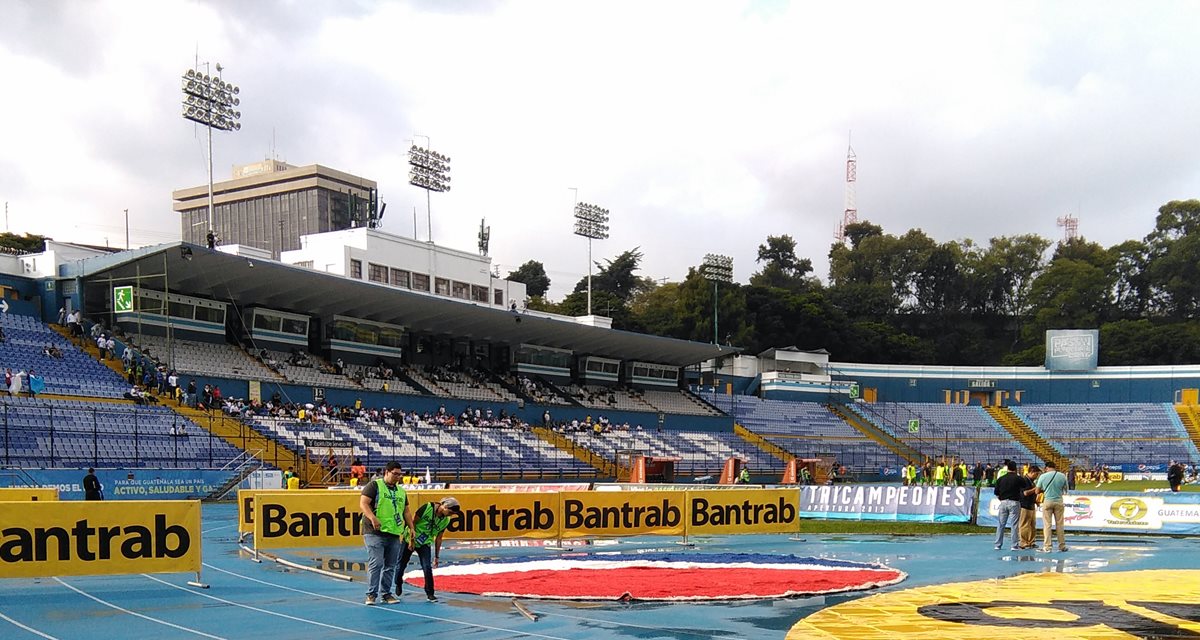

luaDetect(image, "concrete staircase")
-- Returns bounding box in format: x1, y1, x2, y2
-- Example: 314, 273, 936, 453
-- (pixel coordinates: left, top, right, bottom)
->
985, 406, 1069, 468
827, 403, 922, 464
530, 426, 614, 477
170, 404, 325, 487
1175, 404, 1200, 457
734, 423, 795, 463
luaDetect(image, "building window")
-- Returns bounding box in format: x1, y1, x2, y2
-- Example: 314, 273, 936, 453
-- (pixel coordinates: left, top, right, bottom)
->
412, 273, 430, 292
470, 285, 488, 302
368, 263, 387, 283
350, 259, 362, 279
452, 281, 470, 300
494, 289, 504, 306
391, 268, 411, 289
435, 278, 450, 296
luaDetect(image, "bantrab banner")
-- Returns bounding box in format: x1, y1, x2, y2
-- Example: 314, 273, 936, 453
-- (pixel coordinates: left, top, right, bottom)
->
799, 485, 974, 523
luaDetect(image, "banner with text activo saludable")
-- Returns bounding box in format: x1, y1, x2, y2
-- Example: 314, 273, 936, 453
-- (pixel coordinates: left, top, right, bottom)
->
686, 488, 801, 535
253, 491, 363, 550
409, 491, 561, 540
0, 487, 59, 501
0, 500, 201, 578
799, 484, 974, 523
558, 490, 686, 539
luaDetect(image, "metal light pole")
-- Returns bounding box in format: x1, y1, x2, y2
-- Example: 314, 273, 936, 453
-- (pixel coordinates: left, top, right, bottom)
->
701, 254, 733, 345
408, 138, 450, 243
573, 201, 609, 316
181, 64, 242, 238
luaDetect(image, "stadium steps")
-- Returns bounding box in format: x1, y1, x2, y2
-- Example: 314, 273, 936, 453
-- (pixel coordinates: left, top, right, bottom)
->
50, 324, 129, 379
733, 423, 794, 463
168, 404, 321, 487
530, 426, 616, 476
395, 368, 436, 396
681, 388, 726, 416
537, 377, 585, 408
827, 403, 922, 464
489, 372, 535, 404
985, 406, 1070, 469
1175, 404, 1200, 455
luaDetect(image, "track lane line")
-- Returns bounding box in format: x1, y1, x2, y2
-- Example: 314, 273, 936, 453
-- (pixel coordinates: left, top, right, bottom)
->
0, 612, 59, 640
143, 575, 397, 640
54, 578, 227, 640
202, 562, 571, 640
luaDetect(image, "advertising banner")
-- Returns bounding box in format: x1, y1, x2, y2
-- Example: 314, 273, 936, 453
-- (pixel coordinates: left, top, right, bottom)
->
409, 490, 561, 540
0, 469, 235, 501
686, 488, 800, 535
799, 484, 974, 523
978, 489, 1200, 534
0, 487, 59, 501
451, 482, 591, 492
238, 489, 335, 536
253, 491, 362, 550
1044, 329, 1099, 370
0, 500, 201, 578
558, 490, 686, 539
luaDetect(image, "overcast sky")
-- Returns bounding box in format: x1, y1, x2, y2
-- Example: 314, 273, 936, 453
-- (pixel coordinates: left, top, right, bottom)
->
2, 1, 1198, 299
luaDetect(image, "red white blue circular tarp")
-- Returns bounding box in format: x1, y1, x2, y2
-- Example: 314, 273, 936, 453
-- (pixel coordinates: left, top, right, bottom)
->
404, 552, 906, 601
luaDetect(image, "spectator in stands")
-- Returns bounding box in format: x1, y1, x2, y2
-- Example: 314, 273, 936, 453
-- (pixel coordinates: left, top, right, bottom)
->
105, 336, 115, 360
993, 460, 1022, 550
27, 370, 43, 398
1018, 465, 1041, 549
0, 327, 5, 343
360, 461, 413, 606
206, 230, 217, 249
83, 468, 103, 501
125, 386, 146, 405
58, 306, 66, 326
3, 369, 11, 395
335, 357, 344, 374
399, 496, 460, 603
10, 369, 25, 397
187, 379, 197, 407
1036, 460, 1070, 553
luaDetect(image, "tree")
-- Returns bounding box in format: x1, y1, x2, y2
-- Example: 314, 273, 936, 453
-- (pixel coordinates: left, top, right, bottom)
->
750, 235, 814, 292
506, 260, 550, 298
0, 232, 46, 254
1145, 199, 1200, 318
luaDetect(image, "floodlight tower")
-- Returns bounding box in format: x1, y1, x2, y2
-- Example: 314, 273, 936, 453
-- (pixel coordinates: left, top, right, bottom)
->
180, 64, 242, 236
835, 134, 858, 244
408, 138, 450, 243
701, 254, 733, 345
573, 201, 610, 316
1057, 213, 1079, 243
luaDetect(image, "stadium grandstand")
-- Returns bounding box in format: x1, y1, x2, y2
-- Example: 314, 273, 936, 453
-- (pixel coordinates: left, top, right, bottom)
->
0, 233, 1198, 491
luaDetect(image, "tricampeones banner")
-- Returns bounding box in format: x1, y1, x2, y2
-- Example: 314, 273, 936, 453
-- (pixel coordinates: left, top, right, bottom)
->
978, 488, 1200, 535
799, 484, 975, 523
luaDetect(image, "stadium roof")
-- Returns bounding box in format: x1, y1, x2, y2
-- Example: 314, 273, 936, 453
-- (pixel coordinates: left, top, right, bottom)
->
68, 243, 734, 367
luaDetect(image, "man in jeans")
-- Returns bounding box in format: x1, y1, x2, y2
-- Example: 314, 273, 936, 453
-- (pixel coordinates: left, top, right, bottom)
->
399, 496, 461, 602
992, 460, 1022, 550
359, 462, 414, 605
1037, 460, 1070, 552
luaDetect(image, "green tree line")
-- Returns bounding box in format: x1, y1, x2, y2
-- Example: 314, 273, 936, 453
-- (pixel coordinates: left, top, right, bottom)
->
507, 200, 1200, 366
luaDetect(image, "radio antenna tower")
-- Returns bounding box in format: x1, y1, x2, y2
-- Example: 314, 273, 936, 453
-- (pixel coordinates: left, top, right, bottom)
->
835, 132, 858, 243
1056, 213, 1079, 242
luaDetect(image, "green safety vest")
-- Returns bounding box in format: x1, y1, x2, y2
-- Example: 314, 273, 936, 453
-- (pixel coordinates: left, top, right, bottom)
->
370, 478, 408, 536
412, 502, 452, 548
934, 465, 945, 480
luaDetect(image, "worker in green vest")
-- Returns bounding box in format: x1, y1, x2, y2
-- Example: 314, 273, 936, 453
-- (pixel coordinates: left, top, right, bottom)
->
904, 463, 916, 486
399, 496, 462, 602
738, 467, 751, 484
359, 461, 414, 606
934, 461, 946, 486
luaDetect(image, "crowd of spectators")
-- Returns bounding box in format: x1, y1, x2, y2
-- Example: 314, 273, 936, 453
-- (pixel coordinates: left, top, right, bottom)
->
218, 395, 531, 431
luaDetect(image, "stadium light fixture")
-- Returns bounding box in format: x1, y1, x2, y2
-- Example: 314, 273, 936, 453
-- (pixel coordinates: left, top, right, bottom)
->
701, 253, 733, 345
408, 137, 450, 243
181, 64, 242, 237
573, 201, 610, 316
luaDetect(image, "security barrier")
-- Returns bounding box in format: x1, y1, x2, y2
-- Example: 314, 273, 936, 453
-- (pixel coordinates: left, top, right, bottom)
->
0, 500, 202, 581
0, 487, 59, 501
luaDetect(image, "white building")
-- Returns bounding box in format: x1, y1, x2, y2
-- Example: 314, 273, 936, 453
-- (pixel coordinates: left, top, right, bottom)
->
281, 227, 528, 310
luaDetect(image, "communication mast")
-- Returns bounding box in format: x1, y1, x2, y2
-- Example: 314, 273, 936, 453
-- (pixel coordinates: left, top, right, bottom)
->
835, 133, 858, 243
1056, 213, 1079, 242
